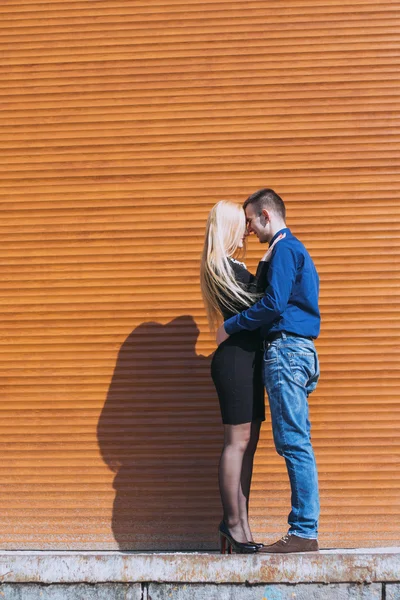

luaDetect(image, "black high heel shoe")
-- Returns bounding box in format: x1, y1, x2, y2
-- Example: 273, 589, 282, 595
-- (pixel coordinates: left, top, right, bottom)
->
219, 521, 259, 554
249, 542, 265, 549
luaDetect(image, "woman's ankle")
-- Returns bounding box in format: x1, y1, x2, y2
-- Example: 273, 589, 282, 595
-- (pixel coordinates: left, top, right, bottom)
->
224, 516, 241, 529
223, 520, 248, 543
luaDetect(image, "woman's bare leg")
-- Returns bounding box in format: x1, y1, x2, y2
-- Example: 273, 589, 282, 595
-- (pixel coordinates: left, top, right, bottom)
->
238, 420, 262, 541
218, 422, 252, 543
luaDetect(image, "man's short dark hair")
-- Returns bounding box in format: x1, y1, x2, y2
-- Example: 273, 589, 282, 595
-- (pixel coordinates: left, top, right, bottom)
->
243, 188, 286, 221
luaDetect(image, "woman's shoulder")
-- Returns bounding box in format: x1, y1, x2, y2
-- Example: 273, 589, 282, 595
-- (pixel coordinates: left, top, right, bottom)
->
228, 256, 247, 270
227, 256, 254, 285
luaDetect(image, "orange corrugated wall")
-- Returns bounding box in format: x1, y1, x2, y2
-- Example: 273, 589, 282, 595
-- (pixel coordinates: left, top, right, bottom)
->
0, 0, 399, 549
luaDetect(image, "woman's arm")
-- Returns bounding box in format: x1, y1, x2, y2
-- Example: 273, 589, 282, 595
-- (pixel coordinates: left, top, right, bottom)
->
227, 233, 287, 297
249, 232, 287, 292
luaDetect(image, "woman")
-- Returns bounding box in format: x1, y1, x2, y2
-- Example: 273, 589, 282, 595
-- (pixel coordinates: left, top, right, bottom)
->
200, 200, 284, 554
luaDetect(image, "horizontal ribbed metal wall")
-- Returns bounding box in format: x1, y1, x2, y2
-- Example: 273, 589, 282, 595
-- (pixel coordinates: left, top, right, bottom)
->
0, 0, 399, 549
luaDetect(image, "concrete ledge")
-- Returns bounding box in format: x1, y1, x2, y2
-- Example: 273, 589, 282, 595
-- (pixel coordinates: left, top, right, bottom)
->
0, 549, 399, 585
0, 583, 385, 600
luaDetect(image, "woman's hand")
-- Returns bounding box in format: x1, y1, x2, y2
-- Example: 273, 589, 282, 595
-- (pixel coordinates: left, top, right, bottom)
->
261, 232, 286, 262
216, 323, 230, 346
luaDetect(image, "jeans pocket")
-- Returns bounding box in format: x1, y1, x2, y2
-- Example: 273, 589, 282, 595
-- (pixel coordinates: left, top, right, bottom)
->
288, 352, 316, 387
263, 346, 278, 364
263, 357, 277, 365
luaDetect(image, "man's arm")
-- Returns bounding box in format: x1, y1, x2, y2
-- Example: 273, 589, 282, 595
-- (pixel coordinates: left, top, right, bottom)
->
224, 244, 298, 336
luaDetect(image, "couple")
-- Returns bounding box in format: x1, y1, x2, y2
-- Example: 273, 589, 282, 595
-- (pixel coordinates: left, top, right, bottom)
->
200, 188, 320, 554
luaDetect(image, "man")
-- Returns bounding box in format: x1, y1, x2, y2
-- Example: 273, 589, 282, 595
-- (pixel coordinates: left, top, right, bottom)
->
216, 188, 321, 553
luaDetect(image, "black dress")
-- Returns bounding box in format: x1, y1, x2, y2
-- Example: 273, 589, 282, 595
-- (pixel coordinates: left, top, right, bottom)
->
211, 258, 269, 425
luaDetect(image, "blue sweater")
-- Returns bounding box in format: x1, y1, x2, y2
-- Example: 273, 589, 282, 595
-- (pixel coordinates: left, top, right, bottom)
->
224, 228, 321, 339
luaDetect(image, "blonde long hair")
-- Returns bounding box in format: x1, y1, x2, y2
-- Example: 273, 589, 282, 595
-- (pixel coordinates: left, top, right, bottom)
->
200, 201, 261, 331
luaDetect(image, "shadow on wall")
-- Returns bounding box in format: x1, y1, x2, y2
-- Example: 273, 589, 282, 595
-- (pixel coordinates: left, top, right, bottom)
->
97, 315, 222, 551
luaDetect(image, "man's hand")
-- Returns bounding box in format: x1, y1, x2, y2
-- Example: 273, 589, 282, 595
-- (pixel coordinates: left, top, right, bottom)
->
216, 324, 230, 346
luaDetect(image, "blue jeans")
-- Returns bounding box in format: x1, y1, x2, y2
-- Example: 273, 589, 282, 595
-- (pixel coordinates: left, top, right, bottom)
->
263, 332, 320, 539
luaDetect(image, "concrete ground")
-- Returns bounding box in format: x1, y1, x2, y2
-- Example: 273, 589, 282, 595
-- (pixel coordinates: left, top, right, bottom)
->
0, 548, 399, 599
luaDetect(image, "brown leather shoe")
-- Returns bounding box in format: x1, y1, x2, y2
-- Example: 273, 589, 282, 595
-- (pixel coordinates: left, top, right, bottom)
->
259, 534, 319, 553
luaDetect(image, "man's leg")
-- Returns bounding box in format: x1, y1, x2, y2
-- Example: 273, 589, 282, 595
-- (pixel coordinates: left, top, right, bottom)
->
263, 335, 320, 540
